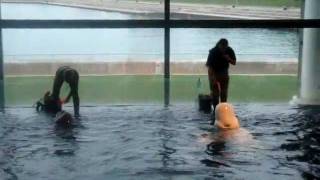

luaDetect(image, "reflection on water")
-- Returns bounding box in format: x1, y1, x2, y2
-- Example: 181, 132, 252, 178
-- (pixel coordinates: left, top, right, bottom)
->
0, 104, 319, 179
280, 106, 320, 179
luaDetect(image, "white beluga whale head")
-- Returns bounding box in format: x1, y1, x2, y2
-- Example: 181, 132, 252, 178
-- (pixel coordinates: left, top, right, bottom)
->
214, 103, 240, 130
198, 103, 258, 148
199, 103, 257, 147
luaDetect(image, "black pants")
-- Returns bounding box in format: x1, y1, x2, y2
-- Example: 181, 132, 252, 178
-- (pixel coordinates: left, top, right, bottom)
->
208, 69, 230, 108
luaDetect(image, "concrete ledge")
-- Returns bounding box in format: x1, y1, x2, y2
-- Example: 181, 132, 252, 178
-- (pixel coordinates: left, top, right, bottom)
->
4, 62, 298, 75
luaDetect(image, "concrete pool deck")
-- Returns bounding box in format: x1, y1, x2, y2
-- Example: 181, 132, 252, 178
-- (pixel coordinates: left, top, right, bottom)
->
2, 0, 301, 19
3, 61, 298, 76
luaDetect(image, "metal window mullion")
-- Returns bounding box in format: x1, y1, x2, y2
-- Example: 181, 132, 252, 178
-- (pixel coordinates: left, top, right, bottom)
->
0, 4, 4, 109
164, 0, 170, 106
298, 0, 305, 98
2, 20, 320, 29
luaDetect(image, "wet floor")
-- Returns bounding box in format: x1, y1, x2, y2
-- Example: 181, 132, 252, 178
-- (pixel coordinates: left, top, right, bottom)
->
0, 104, 319, 179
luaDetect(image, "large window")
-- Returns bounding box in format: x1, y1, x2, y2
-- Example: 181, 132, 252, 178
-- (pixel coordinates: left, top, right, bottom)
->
170, 28, 300, 103
3, 28, 164, 105
0, 0, 319, 107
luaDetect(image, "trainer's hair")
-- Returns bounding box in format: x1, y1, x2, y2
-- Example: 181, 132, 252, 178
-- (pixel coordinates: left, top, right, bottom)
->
216, 38, 229, 47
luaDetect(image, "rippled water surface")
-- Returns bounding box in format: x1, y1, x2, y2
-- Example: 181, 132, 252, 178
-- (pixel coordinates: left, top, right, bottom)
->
0, 104, 319, 179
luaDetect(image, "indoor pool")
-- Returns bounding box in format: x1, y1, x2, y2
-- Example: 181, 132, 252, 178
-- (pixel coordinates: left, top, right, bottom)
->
0, 104, 319, 179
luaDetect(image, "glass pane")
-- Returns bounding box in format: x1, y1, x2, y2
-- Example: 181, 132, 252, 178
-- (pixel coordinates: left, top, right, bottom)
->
170, 28, 299, 104
3, 28, 164, 106
170, 0, 302, 20
2, 0, 163, 19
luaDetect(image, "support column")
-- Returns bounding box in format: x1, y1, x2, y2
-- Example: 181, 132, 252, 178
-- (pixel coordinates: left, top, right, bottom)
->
299, 0, 320, 105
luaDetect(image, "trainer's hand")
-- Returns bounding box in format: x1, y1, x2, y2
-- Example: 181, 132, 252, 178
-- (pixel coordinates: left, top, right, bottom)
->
223, 54, 231, 61
61, 97, 69, 104
223, 54, 236, 65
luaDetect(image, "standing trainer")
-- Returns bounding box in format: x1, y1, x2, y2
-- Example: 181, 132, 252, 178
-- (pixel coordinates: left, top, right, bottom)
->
206, 38, 236, 112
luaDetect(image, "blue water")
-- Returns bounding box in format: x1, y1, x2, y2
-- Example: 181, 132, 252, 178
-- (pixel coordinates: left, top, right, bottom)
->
0, 104, 319, 179
2, 3, 299, 62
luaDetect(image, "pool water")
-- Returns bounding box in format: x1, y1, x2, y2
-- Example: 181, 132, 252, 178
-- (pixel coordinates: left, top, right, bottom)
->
0, 104, 319, 179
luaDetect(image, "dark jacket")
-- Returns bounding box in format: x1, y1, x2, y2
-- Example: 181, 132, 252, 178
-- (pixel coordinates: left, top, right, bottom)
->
206, 46, 236, 75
